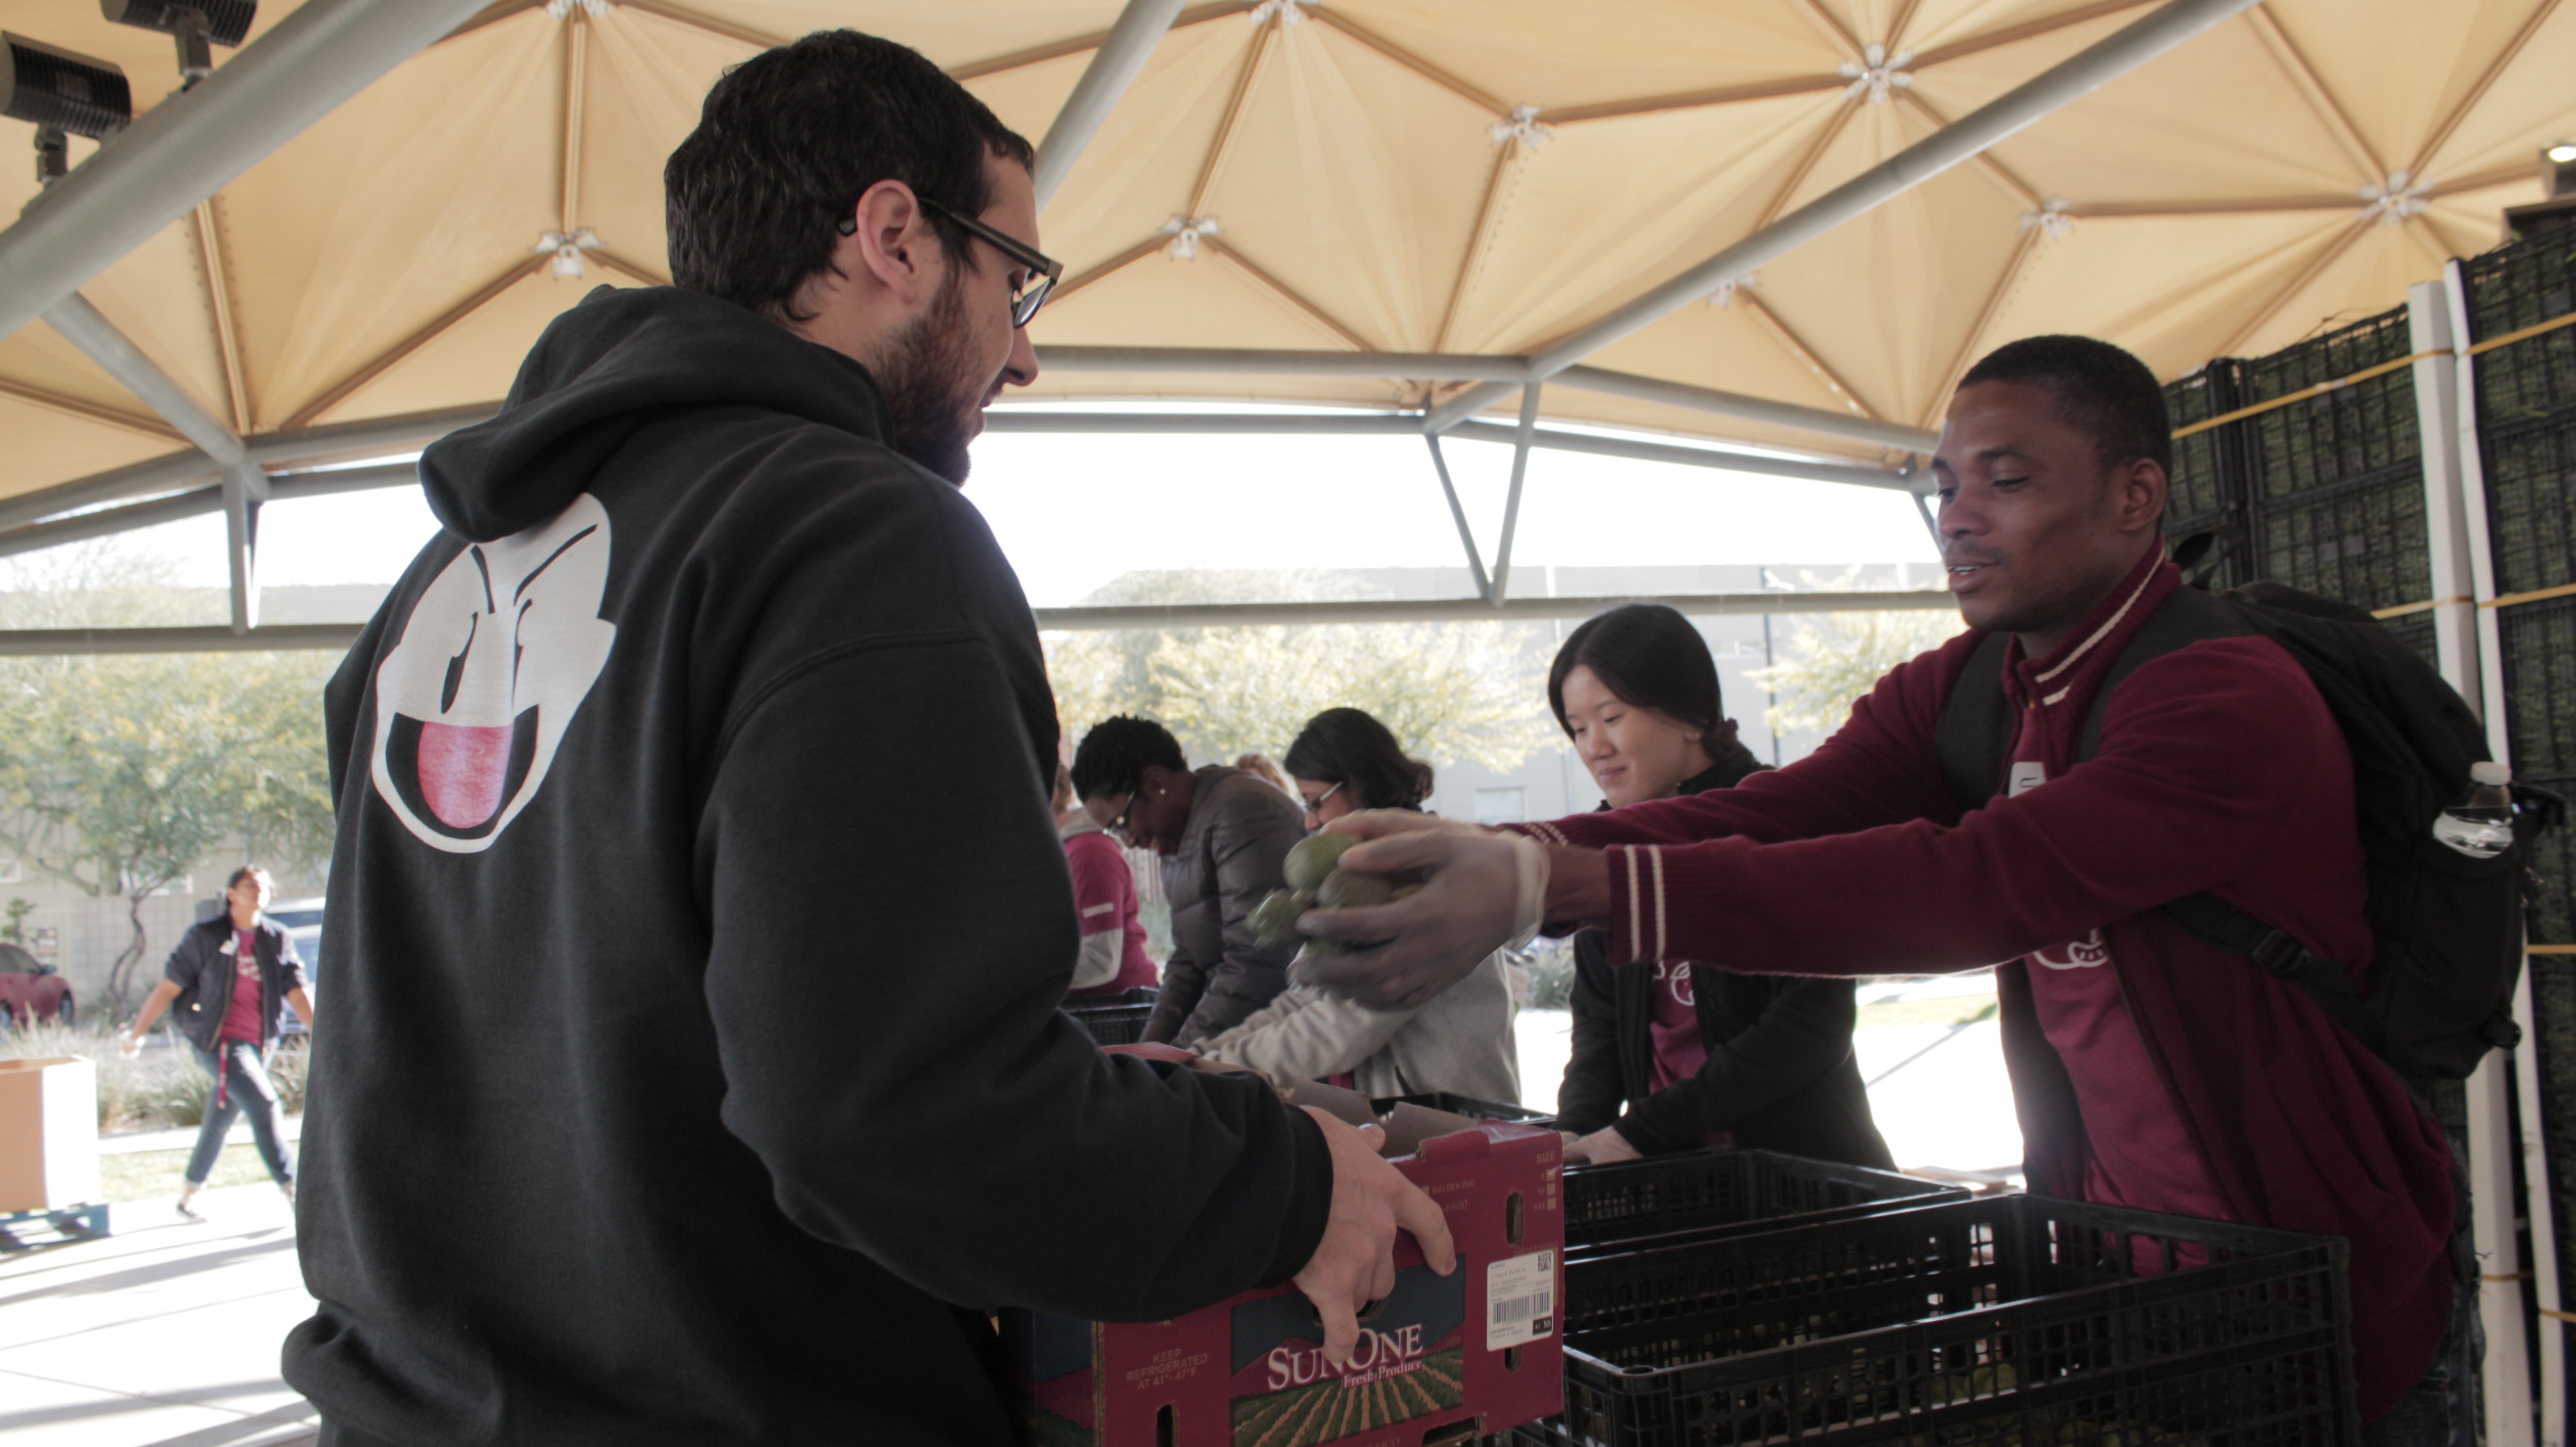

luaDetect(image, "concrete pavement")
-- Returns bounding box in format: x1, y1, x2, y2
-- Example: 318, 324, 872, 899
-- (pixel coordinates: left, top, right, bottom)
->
0, 1186, 316, 1447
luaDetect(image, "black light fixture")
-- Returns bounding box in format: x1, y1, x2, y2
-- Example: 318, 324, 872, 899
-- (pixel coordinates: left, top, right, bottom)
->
2548, 142, 2576, 200
0, 32, 132, 185
101, 1, 257, 89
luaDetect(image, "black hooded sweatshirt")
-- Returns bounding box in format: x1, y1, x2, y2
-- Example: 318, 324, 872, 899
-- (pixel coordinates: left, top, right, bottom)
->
283, 286, 1330, 1446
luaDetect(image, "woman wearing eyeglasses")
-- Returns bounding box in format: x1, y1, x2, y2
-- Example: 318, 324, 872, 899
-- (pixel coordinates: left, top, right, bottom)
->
1195, 709, 1522, 1103
1550, 604, 1892, 1170
1072, 716, 1303, 1046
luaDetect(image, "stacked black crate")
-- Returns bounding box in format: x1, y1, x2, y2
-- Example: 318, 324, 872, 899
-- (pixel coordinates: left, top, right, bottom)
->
2165, 360, 2252, 589
2463, 220, 2576, 1334
2239, 305, 2441, 673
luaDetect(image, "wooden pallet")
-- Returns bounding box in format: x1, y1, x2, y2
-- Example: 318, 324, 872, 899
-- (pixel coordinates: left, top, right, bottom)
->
0, 1201, 109, 1251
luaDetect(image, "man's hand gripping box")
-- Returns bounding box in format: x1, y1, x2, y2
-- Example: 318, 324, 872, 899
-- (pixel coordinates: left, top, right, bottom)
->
1002, 1093, 1563, 1447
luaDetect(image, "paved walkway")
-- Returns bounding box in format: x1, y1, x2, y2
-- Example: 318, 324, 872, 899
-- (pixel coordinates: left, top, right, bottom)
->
0, 1186, 317, 1447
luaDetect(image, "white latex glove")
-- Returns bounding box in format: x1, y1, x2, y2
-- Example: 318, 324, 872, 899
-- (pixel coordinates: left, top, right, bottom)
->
1572, 1125, 1642, 1166
1295, 813, 1547, 1011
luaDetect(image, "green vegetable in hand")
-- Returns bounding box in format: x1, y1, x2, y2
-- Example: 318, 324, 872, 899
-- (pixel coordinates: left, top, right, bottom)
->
1284, 832, 1360, 893
1250, 889, 1309, 948
1317, 870, 1393, 909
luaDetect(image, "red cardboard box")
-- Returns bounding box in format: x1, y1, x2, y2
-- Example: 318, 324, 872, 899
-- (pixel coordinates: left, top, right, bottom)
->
1002, 1119, 1564, 1447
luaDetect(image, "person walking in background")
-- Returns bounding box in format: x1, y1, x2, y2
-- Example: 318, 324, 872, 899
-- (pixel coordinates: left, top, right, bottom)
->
1546, 604, 1892, 1169
1073, 716, 1302, 1045
1052, 763, 1158, 1002
121, 865, 313, 1218
1198, 708, 1520, 1102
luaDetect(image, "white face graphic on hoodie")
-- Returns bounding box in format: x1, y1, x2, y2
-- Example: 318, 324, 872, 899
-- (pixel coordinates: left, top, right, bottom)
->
370, 494, 616, 852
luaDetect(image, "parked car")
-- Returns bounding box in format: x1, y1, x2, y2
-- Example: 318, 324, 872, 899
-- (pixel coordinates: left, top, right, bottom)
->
0, 943, 71, 1029
268, 896, 325, 1037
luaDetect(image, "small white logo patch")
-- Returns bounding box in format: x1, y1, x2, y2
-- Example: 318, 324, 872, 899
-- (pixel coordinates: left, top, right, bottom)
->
2034, 929, 2112, 970
2008, 761, 2048, 797
370, 495, 616, 853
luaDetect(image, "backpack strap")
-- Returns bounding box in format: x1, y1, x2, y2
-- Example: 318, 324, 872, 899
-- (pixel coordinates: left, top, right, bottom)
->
1933, 631, 2014, 814
1935, 586, 2349, 993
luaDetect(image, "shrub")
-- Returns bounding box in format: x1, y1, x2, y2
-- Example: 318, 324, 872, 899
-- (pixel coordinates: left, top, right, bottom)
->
0, 1019, 306, 1131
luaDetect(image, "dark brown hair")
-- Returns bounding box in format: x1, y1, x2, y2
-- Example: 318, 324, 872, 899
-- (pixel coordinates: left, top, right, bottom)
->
664, 30, 1033, 322
1283, 708, 1434, 810
1547, 603, 1723, 740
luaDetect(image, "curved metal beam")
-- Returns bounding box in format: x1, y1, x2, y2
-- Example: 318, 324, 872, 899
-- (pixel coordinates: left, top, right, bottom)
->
1033, 0, 1189, 210
1421, 0, 2264, 432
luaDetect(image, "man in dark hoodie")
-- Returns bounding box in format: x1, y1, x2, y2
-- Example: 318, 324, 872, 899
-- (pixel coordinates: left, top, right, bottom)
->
284, 31, 1449, 1446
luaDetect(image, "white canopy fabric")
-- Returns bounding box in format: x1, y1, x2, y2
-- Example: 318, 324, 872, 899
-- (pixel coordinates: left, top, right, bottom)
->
0, 0, 2570, 503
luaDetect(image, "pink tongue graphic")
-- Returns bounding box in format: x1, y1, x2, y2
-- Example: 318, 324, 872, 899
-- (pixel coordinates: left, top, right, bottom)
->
417, 722, 512, 829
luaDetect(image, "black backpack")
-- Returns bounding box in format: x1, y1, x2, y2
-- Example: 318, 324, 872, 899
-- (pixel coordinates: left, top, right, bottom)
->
1934, 579, 2558, 1098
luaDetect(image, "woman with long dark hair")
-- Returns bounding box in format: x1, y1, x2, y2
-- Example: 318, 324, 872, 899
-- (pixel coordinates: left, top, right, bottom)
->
1549, 604, 1891, 1168
1196, 708, 1521, 1102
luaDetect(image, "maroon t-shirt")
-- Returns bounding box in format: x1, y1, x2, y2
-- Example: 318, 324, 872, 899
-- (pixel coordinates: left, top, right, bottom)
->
219, 928, 264, 1045
1641, 961, 1734, 1148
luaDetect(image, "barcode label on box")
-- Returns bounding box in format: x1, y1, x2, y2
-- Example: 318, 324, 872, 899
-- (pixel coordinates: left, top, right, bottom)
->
1484, 1249, 1555, 1350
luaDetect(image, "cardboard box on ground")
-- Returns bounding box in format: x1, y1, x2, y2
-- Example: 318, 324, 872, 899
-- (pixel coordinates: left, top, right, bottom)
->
0, 1056, 100, 1212
1001, 1051, 1565, 1447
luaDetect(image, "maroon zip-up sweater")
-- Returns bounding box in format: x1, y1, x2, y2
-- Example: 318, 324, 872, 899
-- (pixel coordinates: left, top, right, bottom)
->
1514, 550, 2453, 1419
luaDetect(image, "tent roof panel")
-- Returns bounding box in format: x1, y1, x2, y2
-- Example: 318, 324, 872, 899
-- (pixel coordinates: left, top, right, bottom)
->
4, 0, 2573, 515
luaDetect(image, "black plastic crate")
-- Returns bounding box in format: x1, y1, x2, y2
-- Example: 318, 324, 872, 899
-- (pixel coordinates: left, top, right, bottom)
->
1561, 1148, 1961, 1253
2242, 307, 2419, 501
2527, 774, 2576, 948
1371, 1092, 1555, 1129
2480, 407, 2576, 599
2166, 363, 2253, 590
2167, 361, 2247, 520
2463, 223, 2576, 425
2499, 598, 2576, 779
2249, 466, 2432, 614
1065, 1001, 1155, 1046
2534, 955, 2576, 1128
1540, 1195, 2354, 1447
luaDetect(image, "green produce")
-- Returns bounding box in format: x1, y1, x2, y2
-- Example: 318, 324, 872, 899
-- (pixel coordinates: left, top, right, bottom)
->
1250, 889, 1309, 948
1283, 831, 1360, 893
1317, 871, 1393, 909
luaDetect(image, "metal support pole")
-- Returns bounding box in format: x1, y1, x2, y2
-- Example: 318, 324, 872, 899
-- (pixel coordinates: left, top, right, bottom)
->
1031, 0, 1189, 210
1490, 385, 1541, 605
42, 291, 271, 630
2444, 258, 2561, 1447
1422, 436, 1492, 602
1912, 490, 1943, 552
2411, 281, 2481, 693
223, 478, 259, 633
0, 0, 492, 341
1421, 0, 2264, 433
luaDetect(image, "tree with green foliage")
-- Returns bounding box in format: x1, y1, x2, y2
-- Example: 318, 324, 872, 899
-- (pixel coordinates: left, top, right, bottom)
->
0, 547, 338, 1011
1045, 568, 1560, 776
1749, 606, 1965, 736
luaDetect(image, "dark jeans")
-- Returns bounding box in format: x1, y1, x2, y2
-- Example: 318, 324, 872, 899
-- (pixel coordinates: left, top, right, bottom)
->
2360, 1268, 2480, 1447
187, 1040, 293, 1189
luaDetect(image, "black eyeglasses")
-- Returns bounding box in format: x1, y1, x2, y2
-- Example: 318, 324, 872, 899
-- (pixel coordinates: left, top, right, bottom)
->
838, 194, 1063, 327
1107, 788, 1141, 845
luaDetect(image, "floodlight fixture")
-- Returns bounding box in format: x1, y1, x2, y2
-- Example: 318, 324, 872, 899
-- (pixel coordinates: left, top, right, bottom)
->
101, 1, 256, 88
2548, 143, 2576, 201
1, 32, 133, 185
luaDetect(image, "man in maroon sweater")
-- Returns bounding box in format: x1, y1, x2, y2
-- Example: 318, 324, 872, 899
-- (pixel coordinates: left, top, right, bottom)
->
1303, 336, 2467, 1438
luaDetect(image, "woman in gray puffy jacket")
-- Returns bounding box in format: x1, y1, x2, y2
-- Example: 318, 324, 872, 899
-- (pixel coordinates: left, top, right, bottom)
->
1197, 709, 1521, 1103
1073, 716, 1304, 1046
